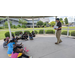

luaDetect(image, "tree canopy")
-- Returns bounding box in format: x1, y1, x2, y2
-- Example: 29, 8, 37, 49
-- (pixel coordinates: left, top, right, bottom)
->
49, 21, 55, 27
64, 17, 68, 25
36, 21, 43, 26
4, 21, 12, 28
19, 19, 27, 25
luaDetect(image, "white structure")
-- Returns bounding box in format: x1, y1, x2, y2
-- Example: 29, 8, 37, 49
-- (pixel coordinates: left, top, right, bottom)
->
40, 18, 50, 22
0, 16, 56, 39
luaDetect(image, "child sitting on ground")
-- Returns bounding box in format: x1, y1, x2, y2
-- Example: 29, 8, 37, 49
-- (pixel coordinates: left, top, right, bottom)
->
3, 38, 8, 48
32, 31, 35, 37
29, 33, 33, 40
11, 47, 32, 58
6, 37, 10, 43
24, 32, 28, 40
15, 34, 20, 40
12, 36, 18, 42
7, 40, 17, 57
7, 40, 29, 57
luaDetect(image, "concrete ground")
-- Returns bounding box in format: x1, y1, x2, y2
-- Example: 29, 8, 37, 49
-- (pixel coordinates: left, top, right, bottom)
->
0, 34, 75, 58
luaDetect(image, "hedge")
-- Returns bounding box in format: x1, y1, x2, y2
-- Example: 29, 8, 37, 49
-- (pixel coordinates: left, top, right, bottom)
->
0, 27, 4, 29
71, 31, 75, 36
24, 31, 30, 34
15, 31, 23, 36
34, 30, 38, 34
39, 30, 44, 34
46, 30, 55, 34
5, 32, 14, 37
61, 31, 70, 35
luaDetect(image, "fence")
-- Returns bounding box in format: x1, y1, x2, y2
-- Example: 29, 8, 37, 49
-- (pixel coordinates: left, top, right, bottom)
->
0, 27, 75, 40
11, 27, 75, 37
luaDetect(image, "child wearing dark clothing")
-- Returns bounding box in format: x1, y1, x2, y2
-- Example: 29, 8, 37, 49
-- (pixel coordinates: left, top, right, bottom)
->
21, 32, 28, 40
12, 36, 18, 42
32, 31, 35, 37
21, 34, 25, 40
24, 32, 28, 40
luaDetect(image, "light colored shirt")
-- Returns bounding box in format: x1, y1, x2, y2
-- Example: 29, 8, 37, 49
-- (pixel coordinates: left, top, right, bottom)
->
3, 41, 7, 47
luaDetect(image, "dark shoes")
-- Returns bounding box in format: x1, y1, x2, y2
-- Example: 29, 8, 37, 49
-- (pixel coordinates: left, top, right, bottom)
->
59, 41, 62, 43
55, 41, 62, 44
55, 42, 59, 44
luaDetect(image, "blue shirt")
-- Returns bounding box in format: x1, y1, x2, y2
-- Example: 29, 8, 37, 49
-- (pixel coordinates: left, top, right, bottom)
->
13, 42, 15, 45
7, 42, 13, 54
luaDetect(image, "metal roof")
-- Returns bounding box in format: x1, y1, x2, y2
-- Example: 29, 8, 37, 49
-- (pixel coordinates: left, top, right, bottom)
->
0, 16, 55, 18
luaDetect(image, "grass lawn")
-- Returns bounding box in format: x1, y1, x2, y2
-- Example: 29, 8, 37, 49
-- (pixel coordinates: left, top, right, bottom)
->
0, 27, 75, 40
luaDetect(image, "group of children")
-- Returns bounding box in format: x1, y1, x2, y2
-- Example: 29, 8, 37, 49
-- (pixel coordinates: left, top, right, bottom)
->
3, 31, 35, 58
16, 31, 35, 40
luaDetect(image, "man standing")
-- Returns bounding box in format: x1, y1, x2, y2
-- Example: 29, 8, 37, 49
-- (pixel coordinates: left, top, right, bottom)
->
55, 18, 62, 44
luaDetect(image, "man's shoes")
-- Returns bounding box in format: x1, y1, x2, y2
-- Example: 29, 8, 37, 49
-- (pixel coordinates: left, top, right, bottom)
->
55, 42, 59, 44
55, 41, 62, 44
59, 41, 62, 43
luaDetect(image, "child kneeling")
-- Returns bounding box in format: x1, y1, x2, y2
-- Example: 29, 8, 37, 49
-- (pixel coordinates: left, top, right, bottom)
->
11, 47, 32, 58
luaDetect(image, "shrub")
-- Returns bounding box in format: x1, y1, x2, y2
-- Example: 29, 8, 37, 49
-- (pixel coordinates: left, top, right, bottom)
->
71, 31, 75, 36
22, 25, 26, 28
39, 30, 44, 34
46, 30, 55, 34
34, 30, 38, 34
53, 30, 55, 34
5, 32, 14, 37
0, 27, 4, 29
17, 25, 21, 28
11, 25, 17, 29
24, 31, 30, 34
61, 31, 70, 35
15, 31, 23, 36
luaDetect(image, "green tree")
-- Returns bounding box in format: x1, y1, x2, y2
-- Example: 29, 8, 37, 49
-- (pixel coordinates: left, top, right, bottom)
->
4, 21, 8, 28
49, 21, 55, 27
37, 21, 43, 26
19, 19, 22, 24
64, 17, 68, 25
19, 19, 27, 26
60, 20, 64, 25
10, 21, 12, 27
43, 22, 47, 26
59, 18, 63, 21
4, 21, 12, 28
59, 18, 64, 25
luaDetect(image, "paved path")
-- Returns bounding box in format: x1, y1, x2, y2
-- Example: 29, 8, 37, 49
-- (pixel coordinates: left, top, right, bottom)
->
0, 34, 75, 58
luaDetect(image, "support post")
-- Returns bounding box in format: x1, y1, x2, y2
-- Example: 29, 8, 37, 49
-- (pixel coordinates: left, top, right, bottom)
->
32, 18, 34, 31
55, 16, 57, 35
21, 17, 24, 34
67, 25, 69, 37
43, 17, 45, 34
7, 16, 12, 39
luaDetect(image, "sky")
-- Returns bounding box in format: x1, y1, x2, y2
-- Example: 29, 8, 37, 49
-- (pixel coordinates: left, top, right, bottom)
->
49, 16, 75, 23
